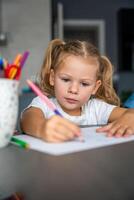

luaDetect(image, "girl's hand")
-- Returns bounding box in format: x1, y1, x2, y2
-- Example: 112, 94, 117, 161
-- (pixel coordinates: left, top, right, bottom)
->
96, 110, 134, 137
40, 115, 81, 143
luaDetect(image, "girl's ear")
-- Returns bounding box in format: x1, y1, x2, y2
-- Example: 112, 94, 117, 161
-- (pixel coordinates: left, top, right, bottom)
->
92, 80, 101, 95
49, 69, 55, 86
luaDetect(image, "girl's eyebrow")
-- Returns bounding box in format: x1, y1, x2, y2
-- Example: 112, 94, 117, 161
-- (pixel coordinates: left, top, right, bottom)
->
79, 77, 93, 81
59, 73, 95, 82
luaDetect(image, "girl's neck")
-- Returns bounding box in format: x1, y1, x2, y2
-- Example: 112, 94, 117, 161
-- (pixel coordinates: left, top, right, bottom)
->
56, 99, 82, 116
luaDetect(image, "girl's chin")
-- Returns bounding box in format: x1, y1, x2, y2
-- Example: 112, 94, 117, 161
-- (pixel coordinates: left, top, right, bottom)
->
60, 105, 81, 115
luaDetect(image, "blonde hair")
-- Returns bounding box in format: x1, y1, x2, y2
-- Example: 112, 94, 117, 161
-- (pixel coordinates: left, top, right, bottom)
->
39, 39, 120, 106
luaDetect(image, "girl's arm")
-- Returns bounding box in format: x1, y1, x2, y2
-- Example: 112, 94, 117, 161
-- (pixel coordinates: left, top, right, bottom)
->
96, 107, 134, 137
20, 107, 81, 143
20, 107, 46, 139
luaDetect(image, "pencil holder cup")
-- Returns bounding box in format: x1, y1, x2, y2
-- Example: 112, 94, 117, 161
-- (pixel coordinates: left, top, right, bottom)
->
0, 78, 19, 148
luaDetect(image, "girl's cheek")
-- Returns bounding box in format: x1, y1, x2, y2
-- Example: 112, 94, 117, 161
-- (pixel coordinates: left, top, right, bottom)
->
80, 94, 91, 103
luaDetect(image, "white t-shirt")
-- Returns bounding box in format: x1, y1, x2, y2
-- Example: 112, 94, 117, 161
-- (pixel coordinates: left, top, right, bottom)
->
25, 97, 116, 125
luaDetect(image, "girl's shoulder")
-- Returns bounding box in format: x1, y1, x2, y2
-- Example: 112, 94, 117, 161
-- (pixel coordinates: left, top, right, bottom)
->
26, 96, 56, 118
85, 98, 117, 124
87, 98, 106, 105
31, 96, 55, 104
86, 98, 116, 110
26, 96, 56, 112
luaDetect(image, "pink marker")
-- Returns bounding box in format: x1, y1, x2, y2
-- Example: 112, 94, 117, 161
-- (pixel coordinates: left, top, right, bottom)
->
27, 79, 84, 142
27, 79, 62, 116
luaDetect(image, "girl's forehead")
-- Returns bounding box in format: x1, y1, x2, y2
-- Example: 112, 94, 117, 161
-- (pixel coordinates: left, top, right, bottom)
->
57, 55, 99, 71
55, 55, 99, 80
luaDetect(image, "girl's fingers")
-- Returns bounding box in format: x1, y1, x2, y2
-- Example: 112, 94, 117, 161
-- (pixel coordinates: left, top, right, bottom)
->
54, 124, 76, 140
43, 116, 81, 143
107, 126, 124, 137
44, 128, 68, 142
54, 116, 81, 138
113, 126, 134, 138
123, 128, 134, 137
45, 127, 77, 143
97, 122, 134, 138
60, 118, 81, 137
106, 124, 122, 137
48, 133, 70, 143
96, 123, 113, 132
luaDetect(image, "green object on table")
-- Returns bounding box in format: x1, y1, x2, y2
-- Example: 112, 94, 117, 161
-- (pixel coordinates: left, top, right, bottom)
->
11, 137, 29, 149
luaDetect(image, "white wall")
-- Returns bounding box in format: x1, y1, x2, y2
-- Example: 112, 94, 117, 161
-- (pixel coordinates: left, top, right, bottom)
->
0, 0, 51, 93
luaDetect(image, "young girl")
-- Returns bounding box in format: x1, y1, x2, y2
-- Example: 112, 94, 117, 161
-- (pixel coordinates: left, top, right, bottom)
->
20, 39, 134, 143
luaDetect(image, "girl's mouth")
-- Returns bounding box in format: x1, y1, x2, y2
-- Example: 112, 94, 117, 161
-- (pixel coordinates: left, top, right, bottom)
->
65, 98, 78, 104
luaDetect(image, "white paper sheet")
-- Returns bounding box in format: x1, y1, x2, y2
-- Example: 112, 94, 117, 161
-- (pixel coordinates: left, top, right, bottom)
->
14, 127, 134, 155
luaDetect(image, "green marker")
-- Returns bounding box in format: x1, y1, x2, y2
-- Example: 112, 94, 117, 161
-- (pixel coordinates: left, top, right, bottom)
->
11, 137, 29, 149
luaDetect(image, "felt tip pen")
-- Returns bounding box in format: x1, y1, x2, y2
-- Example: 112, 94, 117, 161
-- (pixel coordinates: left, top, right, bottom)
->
11, 137, 30, 149
20, 51, 30, 69
27, 79, 84, 142
27, 79, 62, 116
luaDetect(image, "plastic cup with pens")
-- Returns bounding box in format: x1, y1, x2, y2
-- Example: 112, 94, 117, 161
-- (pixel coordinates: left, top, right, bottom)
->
0, 78, 19, 148
0, 51, 29, 148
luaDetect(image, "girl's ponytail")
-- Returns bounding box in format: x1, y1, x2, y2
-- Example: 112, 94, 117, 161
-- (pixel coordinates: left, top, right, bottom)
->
39, 39, 65, 96
96, 56, 120, 106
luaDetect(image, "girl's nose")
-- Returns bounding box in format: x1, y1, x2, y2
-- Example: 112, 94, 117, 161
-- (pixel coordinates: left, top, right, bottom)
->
68, 82, 79, 94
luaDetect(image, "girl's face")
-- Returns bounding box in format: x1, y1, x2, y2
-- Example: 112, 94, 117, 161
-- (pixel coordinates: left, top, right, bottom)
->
50, 55, 101, 116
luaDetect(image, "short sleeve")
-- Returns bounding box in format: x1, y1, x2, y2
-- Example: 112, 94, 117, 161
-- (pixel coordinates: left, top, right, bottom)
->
88, 99, 117, 124
22, 96, 54, 118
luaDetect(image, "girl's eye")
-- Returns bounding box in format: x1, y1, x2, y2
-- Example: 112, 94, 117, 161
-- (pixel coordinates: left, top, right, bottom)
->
81, 82, 90, 87
61, 78, 70, 82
